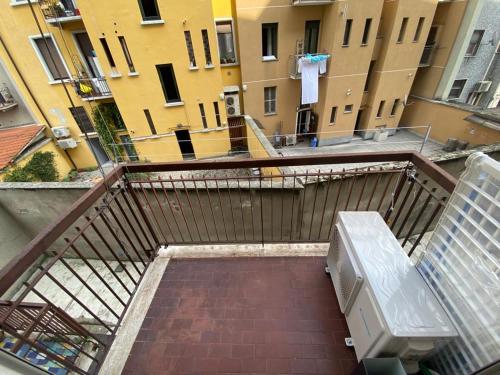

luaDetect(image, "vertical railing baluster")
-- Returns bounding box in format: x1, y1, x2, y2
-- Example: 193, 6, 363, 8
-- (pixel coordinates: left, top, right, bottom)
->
390, 175, 417, 230
270, 172, 273, 242
328, 172, 344, 239
225, 175, 237, 242
214, 177, 229, 242
249, 177, 256, 242
318, 169, 333, 241
376, 172, 396, 213
308, 169, 321, 241
355, 168, 370, 211
181, 176, 203, 242
237, 177, 247, 242
159, 179, 185, 243
138, 181, 168, 244
408, 196, 446, 256
194, 179, 211, 243
169, 176, 194, 242
402, 188, 436, 247
396, 182, 427, 238
366, 169, 382, 211
280, 174, 285, 242
290, 171, 297, 242
148, 179, 175, 243
259, 172, 264, 246
203, 179, 220, 242
298, 171, 309, 241
344, 169, 356, 211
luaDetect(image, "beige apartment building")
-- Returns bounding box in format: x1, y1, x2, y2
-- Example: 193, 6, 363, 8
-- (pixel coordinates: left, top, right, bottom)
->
235, 0, 439, 146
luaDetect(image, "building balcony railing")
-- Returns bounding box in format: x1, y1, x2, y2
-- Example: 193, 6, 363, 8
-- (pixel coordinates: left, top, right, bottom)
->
0, 152, 458, 374
292, 0, 335, 5
73, 77, 113, 100
288, 53, 330, 79
39, 0, 82, 24
0, 85, 17, 112
419, 44, 436, 67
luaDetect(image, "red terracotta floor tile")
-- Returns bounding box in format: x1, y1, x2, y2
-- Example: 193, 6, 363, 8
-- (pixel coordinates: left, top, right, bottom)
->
122, 257, 356, 374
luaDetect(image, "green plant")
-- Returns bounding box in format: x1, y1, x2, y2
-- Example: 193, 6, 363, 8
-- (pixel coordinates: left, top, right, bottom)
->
62, 169, 79, 182
92, 103, 125, 160
3, 152, 59, 182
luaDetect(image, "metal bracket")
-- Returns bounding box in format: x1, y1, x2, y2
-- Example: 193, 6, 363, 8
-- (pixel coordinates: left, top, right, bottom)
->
345, 337, 354, 347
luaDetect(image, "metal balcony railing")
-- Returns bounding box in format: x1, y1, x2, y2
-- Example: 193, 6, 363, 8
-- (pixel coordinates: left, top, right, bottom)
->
419, 44, 436, 67
288, 53, 330, 79
0, 152, 457, 374
73, 77, 112, 100
292, 0, 335, 5
0, 85, 17, 112
39, 0, 81, 22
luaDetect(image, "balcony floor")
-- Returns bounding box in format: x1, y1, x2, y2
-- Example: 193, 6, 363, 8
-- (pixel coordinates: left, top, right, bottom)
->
121, 256, 357, 375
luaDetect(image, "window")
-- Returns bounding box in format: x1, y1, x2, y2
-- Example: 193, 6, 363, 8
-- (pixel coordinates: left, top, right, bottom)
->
304, 20, 320, 54
216, 20, 236, 65
201, 30, 212, 66
397, 18, 408, 43
184, 31, 197, 68
376, 100, 385, 118
262, 23, 278, 60
120, 135, 139, 162
343, 19, 353, 46
213, 102, 221, 127
390, 99, 400, 116
466, 30, 484, 56
31, 35, 69, 81
264, 87, 277, 114
138, 0, 161, 21
449, 79, 466, 99
199, 103, 208, 128
144, 109, 156, 135
118, 36, 136, 73
69, 107, 93, 133
344, 104, 353, 114
156, 64, 181, 103
414, 17, 425, 42
329, 107, 337, 124
365, 60, 376, 92
361, 18, 372, 45
99, 38, 116, 68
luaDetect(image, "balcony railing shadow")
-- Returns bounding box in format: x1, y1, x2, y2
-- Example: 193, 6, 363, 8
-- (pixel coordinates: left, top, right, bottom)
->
0, 152, 457, 374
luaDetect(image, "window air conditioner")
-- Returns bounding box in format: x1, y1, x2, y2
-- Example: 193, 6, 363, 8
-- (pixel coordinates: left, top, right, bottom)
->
51, 126, 71, 139
285, 135, 297, 146
57, 138, 78, 149
224, 93, 240, 117
327, 212, 457, 373
473, 81, 492, 93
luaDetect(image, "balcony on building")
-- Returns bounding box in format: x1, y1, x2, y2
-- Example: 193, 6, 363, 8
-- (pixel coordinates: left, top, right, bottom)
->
289, 53, 330, 79
0, 150, 498, 375
0, 85, 18, 112
292, 0, 335, 5
39, 0, 82, 24
73, 77, 112, 101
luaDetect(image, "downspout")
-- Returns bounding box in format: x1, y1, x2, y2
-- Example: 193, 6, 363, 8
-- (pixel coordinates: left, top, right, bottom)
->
0, 34, 78, 170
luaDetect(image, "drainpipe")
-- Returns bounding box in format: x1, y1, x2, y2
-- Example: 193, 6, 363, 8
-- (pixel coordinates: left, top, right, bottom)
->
0, 34, 78, 170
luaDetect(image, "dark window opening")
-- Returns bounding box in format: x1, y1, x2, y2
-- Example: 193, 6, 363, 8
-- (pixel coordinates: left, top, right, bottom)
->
365, 60, 376, 92
33, 36, 69, 80
69, 106, 93, 133
120, 135, 139, 162
304, 20, 320, 54
202, 30, 212, 66
343, 19, 353, 46
398, 17, 408, 43
156, 64, 181, 103
199, 103, 208, 128
376, 100, 385, 118
214, 102, 221, 127
138, 0, 161, 21
391, 99, 400, 116
118, 36, 136, 73
262, 23, 278, 58
184, 31, 197, 68
449, 79, 467, 99
216, 20, 236, 64
175, 130, 195, 159
414, 17, 425, 42
466, 30, 484, 56
329, 106, 337, 124
362, 18, 372, 45
144, 109, 157, 135
99, 38, 116, 68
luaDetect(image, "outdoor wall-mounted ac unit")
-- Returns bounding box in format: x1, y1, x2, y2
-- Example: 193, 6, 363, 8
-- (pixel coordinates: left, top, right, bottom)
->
473, 81, 492, 93
327, 212, 457, 373
51, 126, 71, 139
224, 93, 240, 117
285, 135, 297, 146
57, 138, 77, 149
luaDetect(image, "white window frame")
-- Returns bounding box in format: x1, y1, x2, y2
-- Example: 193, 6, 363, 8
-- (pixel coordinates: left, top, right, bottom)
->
10, 0, 39, 6
29, 33, 71, 84
344, 104, 353, 114
264, 86, 277, 115
214, 18, 239, 66
449, 79, 467, 99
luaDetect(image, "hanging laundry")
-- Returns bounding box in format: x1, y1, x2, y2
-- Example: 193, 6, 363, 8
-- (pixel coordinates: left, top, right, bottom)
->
298, 54, 330, 105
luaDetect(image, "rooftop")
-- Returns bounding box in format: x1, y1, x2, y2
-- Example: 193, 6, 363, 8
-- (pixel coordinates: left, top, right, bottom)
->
0, 125, 45, 170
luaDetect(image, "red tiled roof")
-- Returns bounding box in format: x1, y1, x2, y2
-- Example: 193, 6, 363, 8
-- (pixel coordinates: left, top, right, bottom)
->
0, 125, 46, 170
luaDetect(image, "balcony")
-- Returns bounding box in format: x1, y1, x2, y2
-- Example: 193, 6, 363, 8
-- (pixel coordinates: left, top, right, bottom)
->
289, 54, 330, 79
1, 151, 497, 374
419, 44, 436, 67
73, 77, 113, 101
0, 85, 17, 112
292, 0, 335, 5
39, 0, 82, 24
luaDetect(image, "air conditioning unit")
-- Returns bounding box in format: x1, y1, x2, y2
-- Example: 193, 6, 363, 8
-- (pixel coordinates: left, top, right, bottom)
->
57, 138, 78, 149
327, 212, 457, 373
224, 93, 240, 117
51, 126, 71, 139
473, 81, 492, 93
285, 135, 297, 146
